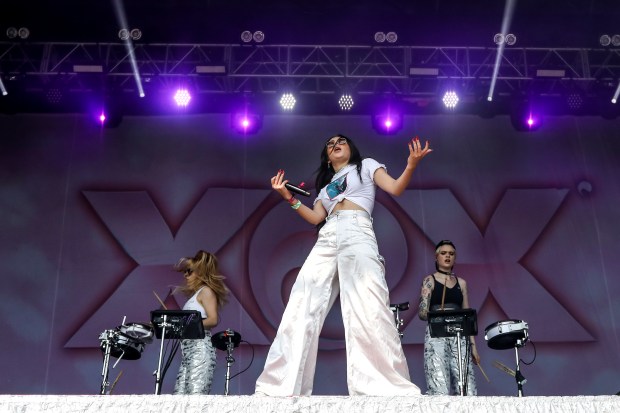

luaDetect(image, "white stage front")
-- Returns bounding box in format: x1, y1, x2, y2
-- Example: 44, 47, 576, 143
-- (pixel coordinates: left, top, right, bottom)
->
1, 395, 619, 413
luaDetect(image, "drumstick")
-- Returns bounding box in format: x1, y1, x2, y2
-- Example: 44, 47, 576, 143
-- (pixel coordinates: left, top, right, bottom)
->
477, 363, 490, 382
109, 370, 123, 395
493, 360, 516, 377
153, 291, 168, 310
440, 282, 447, 311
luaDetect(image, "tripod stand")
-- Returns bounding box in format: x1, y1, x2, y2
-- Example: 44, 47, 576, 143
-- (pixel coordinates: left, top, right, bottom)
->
212, 329, 242, 395
390, 302, 409, 338
150, 310, 205, 395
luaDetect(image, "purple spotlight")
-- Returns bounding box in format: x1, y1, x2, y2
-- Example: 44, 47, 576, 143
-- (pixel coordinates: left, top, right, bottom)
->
99, 112, 106, 124
232, 112, 262, 134
174, 89, 191, 107
372, 112, 403, 135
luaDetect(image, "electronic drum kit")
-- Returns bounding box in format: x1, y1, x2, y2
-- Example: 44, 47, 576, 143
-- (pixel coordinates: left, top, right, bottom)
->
98, 315, 242, 395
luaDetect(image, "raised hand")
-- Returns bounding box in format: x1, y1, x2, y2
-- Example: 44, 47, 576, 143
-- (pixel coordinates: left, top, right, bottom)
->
270, 169, 293, 200
407, 136, 432, 168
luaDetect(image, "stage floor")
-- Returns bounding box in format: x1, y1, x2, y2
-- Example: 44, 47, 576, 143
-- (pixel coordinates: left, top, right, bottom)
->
1, 394, 619, 413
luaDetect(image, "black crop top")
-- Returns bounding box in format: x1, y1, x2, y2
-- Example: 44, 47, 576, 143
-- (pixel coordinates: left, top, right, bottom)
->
429, 274, 463, 308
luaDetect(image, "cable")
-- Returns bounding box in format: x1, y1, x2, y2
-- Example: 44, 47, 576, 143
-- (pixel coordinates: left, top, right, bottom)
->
228, 340, 255, 380
520, 340, 537, 365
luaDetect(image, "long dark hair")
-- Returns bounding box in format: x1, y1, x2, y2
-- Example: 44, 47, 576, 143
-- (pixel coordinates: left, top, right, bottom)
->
314, 134, 364, 191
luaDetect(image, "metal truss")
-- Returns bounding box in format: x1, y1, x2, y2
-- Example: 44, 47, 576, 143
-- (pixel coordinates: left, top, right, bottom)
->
1, 41, 620, 113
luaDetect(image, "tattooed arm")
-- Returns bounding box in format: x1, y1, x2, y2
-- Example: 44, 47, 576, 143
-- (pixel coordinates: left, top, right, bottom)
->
418, 275, 434, 321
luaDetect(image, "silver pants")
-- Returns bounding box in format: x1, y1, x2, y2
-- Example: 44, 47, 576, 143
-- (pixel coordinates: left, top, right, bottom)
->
173, 331, 216, 395
255, 210, 420, 396
423, 326, 477, 395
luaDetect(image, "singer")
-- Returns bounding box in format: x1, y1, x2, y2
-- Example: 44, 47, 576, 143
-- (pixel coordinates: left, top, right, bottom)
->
255, 134, 431, 396
417, 240, 480, 395
172, 250, 229, 395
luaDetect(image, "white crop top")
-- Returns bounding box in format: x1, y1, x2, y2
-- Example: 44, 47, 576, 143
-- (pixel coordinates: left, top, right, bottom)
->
183, 286, 207, 319
314, 158, 385, 216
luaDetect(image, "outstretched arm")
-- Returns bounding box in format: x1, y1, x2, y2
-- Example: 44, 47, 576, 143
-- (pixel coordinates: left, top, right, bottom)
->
271, 169, 327, 226
374, 136, 432, 196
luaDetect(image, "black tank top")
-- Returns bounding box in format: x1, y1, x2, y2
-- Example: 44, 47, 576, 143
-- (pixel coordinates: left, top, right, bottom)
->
429, 274, 463, 308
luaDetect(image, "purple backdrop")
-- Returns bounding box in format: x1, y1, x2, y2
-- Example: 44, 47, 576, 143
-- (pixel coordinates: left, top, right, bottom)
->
0, 113, 619, 396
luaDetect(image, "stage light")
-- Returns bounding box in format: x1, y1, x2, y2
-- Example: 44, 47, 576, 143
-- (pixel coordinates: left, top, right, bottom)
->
505, 33, 517, 45
231, 112, 262, 134
612, 35, 620, 47
173, 89, 191, 107
600, 34, 611, 46
46, 88, 63, 104
442, 91, 459, 109
253, 31, 265, 43
386, 32, 398, 43
279, 93, 296, 111
494, 33, 505, 45
0, 77, 7, 96
18, 27, 30, 39
6, 27, 17, 39
372, 113, 403, 135
118, 29, 130, 41
566, 93, 583, 111
241, 31, 252, 43
130, 28, 142, 41
374, 32, 386, 43
338, 94, 354, 111
510, 105, 542, 132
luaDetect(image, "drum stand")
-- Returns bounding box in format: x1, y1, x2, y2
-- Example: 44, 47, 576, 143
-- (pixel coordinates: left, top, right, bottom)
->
100, 330, 113, 395
390, 302, 409, 338
154, 314, 172, 395
448, 326, 470, 396
99, 329, 123, 395
212, 329, 242, 396
513, 338, 528, 397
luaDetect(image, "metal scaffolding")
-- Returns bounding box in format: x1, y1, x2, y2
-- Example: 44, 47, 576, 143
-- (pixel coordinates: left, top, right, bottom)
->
1, 41, 620, 114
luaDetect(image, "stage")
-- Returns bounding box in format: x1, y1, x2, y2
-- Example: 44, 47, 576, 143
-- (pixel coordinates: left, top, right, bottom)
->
1, 394, 618, 413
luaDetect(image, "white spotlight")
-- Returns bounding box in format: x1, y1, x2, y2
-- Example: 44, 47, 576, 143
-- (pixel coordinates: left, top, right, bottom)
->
241, 31, 252, 43
600, 34, 611, 46
505, 33, 517, 45
374, 32, 386, 43
17, 27, 30, 39
253, 31, 265, 43
612, 35, 620, 47
386, 32, 398, 43
118, 29, 130, 41
442, 91, 459, 109
493, 33, 505, 45
130, 28, 142, 40
338, 94, 354, 111
279, 93, 296, 111
6, 27, 17, 39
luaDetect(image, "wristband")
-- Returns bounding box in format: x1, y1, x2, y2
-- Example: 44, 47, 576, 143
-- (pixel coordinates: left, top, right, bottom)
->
291, 200, 302, 210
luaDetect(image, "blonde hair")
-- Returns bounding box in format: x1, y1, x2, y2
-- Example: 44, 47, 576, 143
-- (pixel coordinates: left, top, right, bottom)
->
175, 250, 229, 309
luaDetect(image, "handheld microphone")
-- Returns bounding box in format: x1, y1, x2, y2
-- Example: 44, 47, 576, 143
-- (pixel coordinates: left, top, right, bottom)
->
285, 182, 311, 197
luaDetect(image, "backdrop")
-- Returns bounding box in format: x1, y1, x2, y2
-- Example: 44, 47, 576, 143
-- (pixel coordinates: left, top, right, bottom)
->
1, 112, 619, 396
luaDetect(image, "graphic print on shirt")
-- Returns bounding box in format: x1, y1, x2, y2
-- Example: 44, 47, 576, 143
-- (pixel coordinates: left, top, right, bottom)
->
326, 174, 348, 199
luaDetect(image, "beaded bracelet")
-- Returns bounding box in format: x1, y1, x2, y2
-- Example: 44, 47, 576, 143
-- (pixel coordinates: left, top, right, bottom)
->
291, 200, 302, 210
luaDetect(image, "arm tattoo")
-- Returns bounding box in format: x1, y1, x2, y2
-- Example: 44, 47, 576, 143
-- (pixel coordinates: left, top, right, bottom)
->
418, 276, 434, 321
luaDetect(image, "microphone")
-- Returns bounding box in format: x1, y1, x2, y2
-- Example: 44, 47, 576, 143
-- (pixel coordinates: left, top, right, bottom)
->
285, 182, 311, 197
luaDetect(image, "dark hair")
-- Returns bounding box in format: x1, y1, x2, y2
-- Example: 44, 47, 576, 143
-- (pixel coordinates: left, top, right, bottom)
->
435, 240, 456, 252
314, 134, 364, 191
